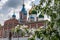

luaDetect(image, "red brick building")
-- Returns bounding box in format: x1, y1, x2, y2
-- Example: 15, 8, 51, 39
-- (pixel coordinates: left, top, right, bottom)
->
0, 3, 47, 38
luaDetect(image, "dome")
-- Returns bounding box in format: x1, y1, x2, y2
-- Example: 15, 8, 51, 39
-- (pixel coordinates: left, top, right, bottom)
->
39, 14, 44, 18
30, 16, 34, 19
29, 9, 37, 15
12, 13, 16, 18
21, 4, 27, 15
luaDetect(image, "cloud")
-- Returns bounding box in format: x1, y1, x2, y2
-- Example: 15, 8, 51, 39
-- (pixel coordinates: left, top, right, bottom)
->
0, 0, 23, 14
0, 13, 8, 25
0, 0, 23, 25
0, 0, 37, 14
0, 0, 39, 25
4, 0, 23, 8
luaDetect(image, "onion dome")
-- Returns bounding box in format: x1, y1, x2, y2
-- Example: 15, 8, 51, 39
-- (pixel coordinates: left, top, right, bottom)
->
39, 14, 44, 18
21, 4, 27, 15
12, 13, 16, 19
30, 16, 34, 19
29, 2, 37, 15
29, 9, 37, 15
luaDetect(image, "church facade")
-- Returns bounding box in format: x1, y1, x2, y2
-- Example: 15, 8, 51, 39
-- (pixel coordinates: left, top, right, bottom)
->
0, 3, 47, 38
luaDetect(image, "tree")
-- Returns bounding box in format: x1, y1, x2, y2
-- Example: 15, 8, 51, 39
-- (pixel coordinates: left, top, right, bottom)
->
33, 0, 60, 40
13, 25, 28, 40
11, 0, 60, 40
0, 24, 1, 27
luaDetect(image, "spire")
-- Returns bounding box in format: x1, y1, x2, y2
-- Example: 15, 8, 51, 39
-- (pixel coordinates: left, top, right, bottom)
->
23, 0, 25, 7
22, 0, 25, 9
23, 0, 24, 5
21, 0, 27, 15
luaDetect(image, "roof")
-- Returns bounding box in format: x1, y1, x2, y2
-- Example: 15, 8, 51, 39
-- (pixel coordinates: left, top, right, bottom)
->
4, 19, 19, 27
29, 9, 37, 15
21, 4, 27, 15
12, 13, 16, 18
39, 14, 44, 18
30, 16, 34, 19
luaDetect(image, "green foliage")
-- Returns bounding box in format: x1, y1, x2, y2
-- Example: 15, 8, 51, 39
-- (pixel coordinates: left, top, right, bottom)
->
57, 19, 60, 26
12, 0, 60, 40
28, 34, 35, 40
31, 0, 60, 40
35, 30, 41, 38
28, 37, 35, 40
39, 14, 44, 18
0, 24, 1, 27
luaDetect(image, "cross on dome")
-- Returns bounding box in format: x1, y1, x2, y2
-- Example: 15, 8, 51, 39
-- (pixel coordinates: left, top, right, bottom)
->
21, 0, 27, 15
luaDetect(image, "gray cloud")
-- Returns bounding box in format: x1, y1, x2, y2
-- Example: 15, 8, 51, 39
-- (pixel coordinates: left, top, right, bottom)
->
0, 0, 23, 25
0, 0, 23, 14
4, 0, 23, 8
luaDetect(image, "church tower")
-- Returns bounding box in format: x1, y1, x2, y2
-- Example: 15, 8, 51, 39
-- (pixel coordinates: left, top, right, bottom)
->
19, 0, 27, 23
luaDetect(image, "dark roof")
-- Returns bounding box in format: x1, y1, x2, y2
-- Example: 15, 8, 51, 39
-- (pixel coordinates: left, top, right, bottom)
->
12, 14, 16, 18
29, 9, 37, 15
39, 14, 44, 18
21, 4, 27, 15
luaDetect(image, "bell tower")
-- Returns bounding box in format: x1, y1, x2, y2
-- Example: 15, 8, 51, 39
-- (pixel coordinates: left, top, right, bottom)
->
19, 0, 27, 23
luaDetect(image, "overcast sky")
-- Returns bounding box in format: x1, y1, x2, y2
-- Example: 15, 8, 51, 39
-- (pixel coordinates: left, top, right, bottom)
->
0, 0, 40, 25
